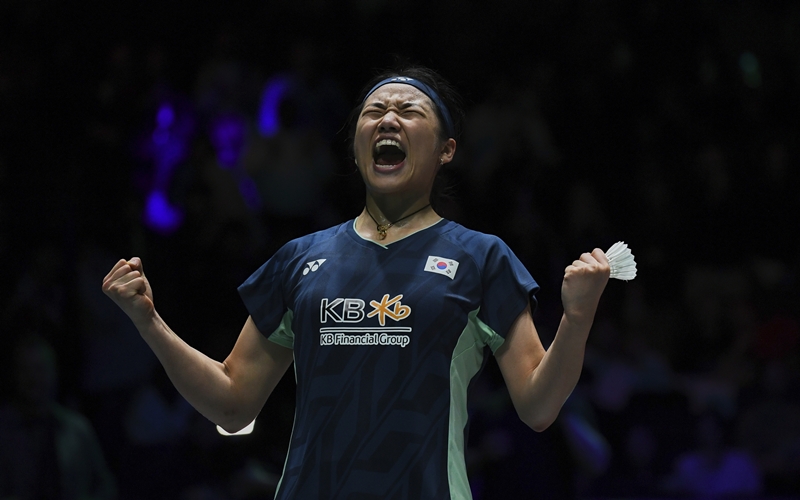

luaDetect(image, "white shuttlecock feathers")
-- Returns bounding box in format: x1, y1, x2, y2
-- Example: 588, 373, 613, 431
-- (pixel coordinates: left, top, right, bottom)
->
606, 241, 637, 281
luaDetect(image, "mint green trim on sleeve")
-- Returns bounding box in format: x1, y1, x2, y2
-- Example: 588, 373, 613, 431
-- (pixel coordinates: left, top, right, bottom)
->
476, 316, 505, 354
266, 309, 295, 349
448, 308, 502, 499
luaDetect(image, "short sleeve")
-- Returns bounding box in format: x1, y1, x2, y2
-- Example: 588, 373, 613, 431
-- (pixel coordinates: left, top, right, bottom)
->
238, 242, 296, 343
476, 237, 539, 343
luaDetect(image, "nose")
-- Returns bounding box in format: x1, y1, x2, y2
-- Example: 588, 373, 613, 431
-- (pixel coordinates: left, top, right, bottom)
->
378, 111, 400, 132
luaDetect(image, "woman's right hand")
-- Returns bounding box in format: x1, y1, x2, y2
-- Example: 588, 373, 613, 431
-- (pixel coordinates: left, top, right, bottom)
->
102, 257, 156, 327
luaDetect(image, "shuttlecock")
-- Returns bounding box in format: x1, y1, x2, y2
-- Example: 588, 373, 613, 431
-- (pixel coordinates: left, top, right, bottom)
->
606, 242, 637, 281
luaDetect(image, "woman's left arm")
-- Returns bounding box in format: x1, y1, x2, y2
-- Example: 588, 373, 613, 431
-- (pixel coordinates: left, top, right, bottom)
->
495, 248, 609, 431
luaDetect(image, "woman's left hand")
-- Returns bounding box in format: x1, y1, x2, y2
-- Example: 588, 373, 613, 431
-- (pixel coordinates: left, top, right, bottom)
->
561, 248, 610, 328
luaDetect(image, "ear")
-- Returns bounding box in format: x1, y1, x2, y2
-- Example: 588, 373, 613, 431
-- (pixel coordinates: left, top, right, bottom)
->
439, 138, 456, 165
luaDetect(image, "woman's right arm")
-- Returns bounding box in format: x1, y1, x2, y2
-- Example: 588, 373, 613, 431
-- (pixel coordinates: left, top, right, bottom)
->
102, 258, 293, 433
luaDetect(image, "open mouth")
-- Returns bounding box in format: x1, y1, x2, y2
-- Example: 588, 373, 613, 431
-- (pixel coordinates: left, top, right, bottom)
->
373, 139, 406, 167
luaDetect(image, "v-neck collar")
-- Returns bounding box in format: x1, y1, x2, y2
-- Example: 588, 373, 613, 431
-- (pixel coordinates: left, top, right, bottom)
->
347, 217, 447, 249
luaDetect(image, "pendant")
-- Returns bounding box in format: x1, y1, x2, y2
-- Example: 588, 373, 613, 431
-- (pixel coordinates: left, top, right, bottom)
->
377, 224, 390, 240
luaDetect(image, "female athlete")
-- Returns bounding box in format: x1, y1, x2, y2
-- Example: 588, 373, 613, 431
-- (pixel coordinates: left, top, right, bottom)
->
103, 66, 610, 499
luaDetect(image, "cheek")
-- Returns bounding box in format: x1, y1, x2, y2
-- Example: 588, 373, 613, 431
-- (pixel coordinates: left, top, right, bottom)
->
353, 124, 371, 158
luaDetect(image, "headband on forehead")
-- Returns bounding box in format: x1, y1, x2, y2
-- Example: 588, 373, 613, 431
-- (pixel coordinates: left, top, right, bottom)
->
363, 76, 456, 139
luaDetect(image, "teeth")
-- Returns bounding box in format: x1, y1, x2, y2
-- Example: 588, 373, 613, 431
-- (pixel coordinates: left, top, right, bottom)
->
374, 139, 404, 153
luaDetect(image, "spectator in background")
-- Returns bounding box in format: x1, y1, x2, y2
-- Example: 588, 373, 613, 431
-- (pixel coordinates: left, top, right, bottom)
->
245, 39, 347, 244
3, 245, 67, 333
245, 92, 338, 236
0, 334, 117, 499
738, 358, 800, 495
662, 411, 761, 498
118, 364, 196, 498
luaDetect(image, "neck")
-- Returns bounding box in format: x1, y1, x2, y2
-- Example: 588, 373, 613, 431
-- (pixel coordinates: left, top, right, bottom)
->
358, 193, 439, 242
365, 192, 433, 223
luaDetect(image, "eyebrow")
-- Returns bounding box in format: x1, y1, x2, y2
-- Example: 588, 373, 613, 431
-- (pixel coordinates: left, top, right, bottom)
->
364, 101, 426, 111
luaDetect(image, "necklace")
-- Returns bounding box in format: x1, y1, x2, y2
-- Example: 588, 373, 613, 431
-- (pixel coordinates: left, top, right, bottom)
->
365, 203, 431, 240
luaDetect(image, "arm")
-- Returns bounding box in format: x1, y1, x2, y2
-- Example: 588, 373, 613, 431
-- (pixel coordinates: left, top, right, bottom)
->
102, 258, 293, 433
495, 248, 609, 431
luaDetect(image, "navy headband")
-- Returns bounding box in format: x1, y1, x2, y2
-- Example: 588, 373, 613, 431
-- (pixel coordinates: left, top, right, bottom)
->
363, 76, 455, 139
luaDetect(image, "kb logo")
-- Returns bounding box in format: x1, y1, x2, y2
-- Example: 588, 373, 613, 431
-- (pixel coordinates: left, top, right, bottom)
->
320, 333, 334, 345
320, 294, 411, 326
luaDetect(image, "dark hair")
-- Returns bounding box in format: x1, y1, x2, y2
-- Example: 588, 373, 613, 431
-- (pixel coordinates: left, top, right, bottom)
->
346, 65, 465, 209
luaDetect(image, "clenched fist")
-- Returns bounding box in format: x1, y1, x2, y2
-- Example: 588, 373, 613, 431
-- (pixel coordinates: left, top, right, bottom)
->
561, 248, 610, 327
102, 257, 155, 327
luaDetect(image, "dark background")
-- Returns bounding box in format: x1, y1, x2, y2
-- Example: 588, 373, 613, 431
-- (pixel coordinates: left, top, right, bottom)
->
1, 0, 798, 498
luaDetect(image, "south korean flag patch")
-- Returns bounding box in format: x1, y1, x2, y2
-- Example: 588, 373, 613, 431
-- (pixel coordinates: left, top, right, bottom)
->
424, 256, 460, 280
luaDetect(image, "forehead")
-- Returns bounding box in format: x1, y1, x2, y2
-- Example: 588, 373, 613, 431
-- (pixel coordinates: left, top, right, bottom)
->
363, 83, 435, 109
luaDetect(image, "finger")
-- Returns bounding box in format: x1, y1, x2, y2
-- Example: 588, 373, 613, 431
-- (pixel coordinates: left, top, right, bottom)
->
113, 277, 147, 299
579, 252, 597, 265
104, 259, 129, 283
591, 248, 609, 265
103, 271, 139, 297
129, 276, 148, 296
105, 263, 135, 285
127, 257, 145, 276
114, 270, 142, 286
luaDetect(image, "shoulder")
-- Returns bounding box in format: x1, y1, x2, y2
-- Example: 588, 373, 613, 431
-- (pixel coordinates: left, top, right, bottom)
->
439, 221, 517, 264
239, 221, 354, 301
440, 220, 508, 248
247, 222, 350, 277
278, 221, 351, 258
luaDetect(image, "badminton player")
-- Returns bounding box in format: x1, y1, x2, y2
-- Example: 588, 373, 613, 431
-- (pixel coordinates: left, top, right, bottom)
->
103, 66, 610, 499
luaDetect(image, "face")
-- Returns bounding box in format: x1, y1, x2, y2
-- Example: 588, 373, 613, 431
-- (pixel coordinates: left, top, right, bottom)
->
354, 83, 455, 198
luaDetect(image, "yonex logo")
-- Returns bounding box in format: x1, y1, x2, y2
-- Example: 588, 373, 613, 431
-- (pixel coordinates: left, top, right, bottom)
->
303, 259, 327, 275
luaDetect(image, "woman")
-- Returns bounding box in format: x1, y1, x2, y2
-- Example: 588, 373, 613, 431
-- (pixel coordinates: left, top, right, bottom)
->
103, 66, 610, 499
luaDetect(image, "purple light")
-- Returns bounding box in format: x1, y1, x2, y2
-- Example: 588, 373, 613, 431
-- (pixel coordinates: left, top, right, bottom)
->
238, 177, 262, 211
208, 114, 262, 211
156, 104, 175, 128
210, 114, 246, 169
143, 190, 184, 235
257, 76, 291, 137
140, 99, 195, 235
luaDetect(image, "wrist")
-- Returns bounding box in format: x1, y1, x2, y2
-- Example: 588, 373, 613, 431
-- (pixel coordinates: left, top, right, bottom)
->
133, 310, 162, 337
560, 311, 595, 337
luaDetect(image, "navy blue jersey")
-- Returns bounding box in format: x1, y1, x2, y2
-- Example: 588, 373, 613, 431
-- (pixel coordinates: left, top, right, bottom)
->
238, 219, 538, 500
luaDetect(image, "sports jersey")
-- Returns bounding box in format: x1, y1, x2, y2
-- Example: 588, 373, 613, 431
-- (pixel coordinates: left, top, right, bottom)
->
238, 218, 539, 500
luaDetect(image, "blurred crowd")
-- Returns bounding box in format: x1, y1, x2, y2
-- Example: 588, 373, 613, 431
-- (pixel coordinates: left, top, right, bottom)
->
1, 1, 799, 499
